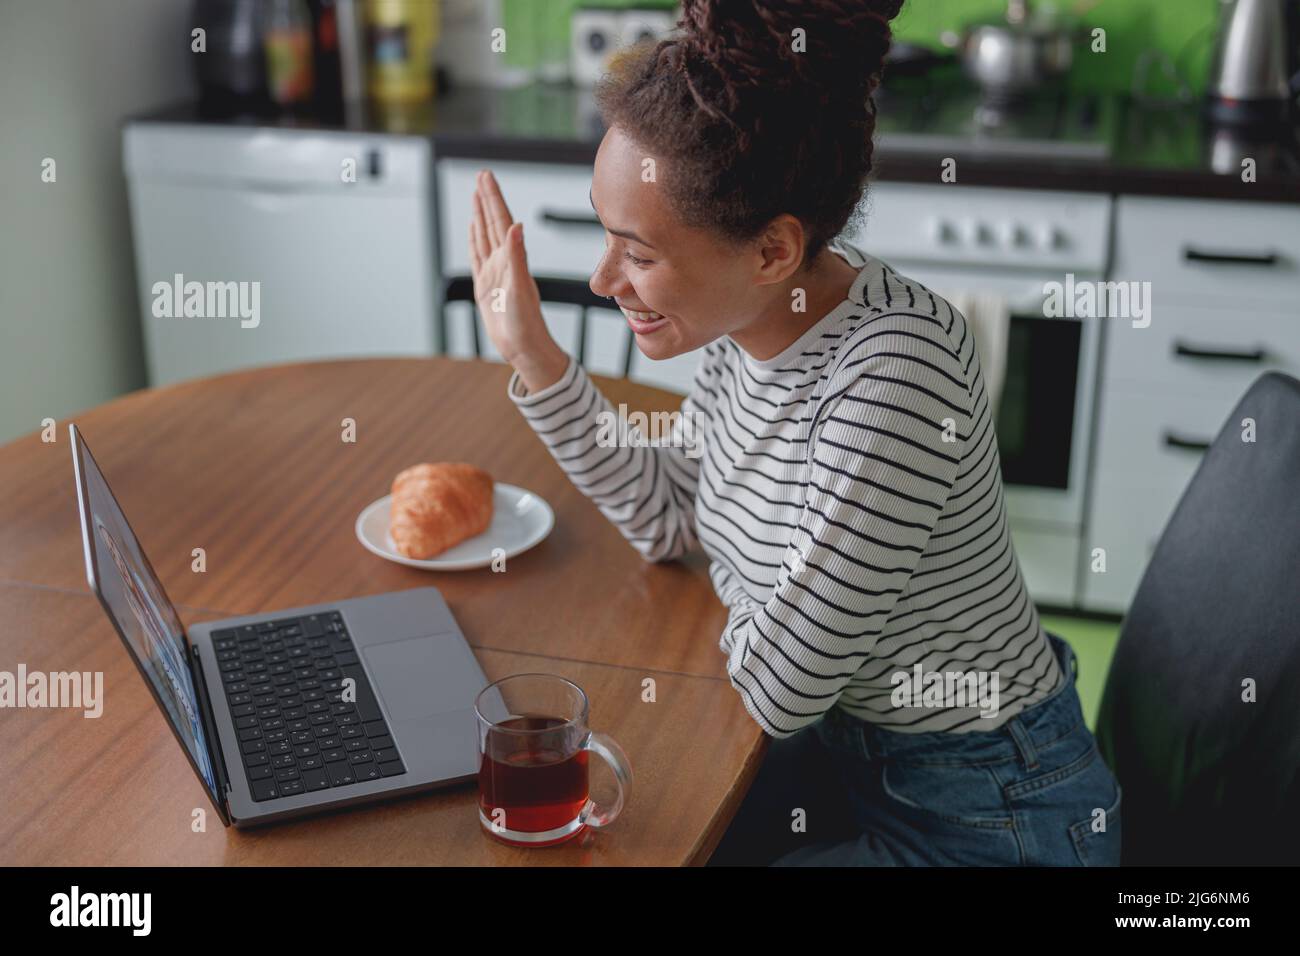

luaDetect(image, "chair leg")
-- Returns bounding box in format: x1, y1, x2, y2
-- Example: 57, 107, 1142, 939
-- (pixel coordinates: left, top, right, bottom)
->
621, 328, 636, 379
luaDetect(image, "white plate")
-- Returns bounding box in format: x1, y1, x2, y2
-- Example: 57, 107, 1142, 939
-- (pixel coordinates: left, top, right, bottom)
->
355, 483, 555, 571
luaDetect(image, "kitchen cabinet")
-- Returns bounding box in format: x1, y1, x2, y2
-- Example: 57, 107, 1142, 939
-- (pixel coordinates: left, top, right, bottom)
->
1083, 196, 1300, 612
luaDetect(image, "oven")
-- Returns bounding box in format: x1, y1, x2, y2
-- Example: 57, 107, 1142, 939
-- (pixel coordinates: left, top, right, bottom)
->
852, 183, 1113, 606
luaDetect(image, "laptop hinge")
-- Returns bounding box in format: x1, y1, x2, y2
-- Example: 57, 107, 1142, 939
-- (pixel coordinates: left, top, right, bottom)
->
191, 644, 234, 827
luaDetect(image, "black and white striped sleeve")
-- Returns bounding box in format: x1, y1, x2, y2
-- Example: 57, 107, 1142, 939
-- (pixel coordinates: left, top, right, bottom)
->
719, 321, 970, 738
507, 356, 710, 562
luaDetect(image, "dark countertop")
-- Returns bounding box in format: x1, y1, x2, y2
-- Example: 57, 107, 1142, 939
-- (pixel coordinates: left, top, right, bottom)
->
135, 78, 1300, 204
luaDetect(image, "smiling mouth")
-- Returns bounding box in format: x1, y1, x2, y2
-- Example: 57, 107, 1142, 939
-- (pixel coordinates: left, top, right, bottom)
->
618, 304, 662, 320
619, 306, 669, 332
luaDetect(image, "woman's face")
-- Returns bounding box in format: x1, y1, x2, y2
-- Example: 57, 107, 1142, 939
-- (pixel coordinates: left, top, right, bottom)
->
588, 126, 783, 361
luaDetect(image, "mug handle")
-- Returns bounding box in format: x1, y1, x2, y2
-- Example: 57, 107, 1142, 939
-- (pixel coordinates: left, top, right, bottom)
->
578, 731, 633, 828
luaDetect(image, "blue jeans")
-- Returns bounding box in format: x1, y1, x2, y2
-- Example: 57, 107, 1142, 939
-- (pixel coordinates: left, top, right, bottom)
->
708, 631, 1123, 866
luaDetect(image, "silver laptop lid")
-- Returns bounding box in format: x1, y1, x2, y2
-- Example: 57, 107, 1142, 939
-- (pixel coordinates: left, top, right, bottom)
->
70, 423, 227, 823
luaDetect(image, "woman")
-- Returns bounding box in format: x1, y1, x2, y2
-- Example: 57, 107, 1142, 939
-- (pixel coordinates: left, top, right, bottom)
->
468, 0, 1121, 866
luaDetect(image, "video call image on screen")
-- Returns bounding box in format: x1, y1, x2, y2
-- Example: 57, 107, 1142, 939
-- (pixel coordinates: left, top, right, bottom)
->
82, 452, 218, 797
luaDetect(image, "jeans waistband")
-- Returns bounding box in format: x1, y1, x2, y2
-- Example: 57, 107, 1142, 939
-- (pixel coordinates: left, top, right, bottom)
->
823, 630, 1084, 768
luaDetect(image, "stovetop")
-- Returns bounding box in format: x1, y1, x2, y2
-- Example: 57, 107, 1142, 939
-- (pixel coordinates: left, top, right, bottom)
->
874, 72, 1117, 162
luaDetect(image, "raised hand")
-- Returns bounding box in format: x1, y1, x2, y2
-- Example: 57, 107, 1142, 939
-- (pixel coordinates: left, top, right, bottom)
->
468, 170, 568, 392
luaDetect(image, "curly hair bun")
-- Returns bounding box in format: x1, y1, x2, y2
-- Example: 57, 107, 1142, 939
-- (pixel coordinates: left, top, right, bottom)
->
677, 0, 904, 111
594, 0, 905, 266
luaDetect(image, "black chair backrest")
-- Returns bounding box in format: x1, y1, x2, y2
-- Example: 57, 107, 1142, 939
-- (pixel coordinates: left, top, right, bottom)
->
1094, 371, 1300, 865
442, 276, 636, 378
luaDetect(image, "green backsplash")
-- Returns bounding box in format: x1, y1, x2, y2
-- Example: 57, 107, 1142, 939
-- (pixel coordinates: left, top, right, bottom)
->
892, 0, 1222, 96
517, 0, 1223, 98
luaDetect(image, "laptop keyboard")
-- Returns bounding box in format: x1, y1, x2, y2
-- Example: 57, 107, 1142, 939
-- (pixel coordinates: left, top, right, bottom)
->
210, 611, 407, 802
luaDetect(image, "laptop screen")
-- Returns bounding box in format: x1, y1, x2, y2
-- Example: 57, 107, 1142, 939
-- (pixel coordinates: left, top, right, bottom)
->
70, 425, 221, 810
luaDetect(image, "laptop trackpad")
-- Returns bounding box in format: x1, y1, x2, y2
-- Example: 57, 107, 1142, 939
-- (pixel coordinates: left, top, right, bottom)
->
362, 635, 474, 721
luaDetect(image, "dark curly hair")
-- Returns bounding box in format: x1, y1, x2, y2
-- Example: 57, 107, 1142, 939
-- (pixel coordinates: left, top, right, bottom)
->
595, 0, 905, 267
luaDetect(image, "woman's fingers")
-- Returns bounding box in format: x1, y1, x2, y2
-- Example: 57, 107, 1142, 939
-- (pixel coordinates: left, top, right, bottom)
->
508, 222, 528, 276
470, 174, 536, 328
473, 170, 519, 256
481, 170, 516, 246
472, 186, 499, 251
468, 212, 481, 276
469, 193, 488, 273
474, 172, 502, 248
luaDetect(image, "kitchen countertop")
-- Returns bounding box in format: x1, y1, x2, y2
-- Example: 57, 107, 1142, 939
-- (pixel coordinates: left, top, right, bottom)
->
135, 78, 1300, 204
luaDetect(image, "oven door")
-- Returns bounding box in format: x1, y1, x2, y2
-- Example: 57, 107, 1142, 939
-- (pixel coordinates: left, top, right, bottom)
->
997, 309, 1086, 493
885, 265, 1100, 530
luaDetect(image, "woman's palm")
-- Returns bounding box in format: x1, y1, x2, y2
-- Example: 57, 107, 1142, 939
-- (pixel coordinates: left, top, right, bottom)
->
469, 171, 545, 364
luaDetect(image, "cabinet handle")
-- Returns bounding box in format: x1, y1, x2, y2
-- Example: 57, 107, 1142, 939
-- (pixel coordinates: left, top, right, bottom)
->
1162, 431, 1212, 452
539, 209, 603, 228
1173, 340, 1267, 362
1183, 246, 1279, 266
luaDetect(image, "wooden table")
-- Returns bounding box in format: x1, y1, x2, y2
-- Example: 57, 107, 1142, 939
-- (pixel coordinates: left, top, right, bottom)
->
0, 358, 766, 865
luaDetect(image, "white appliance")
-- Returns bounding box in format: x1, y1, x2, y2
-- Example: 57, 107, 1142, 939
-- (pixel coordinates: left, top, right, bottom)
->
437, 0, 520, 88
570, 6, 677, 87
124, 123, 438, 386
848, 183, 1113, 608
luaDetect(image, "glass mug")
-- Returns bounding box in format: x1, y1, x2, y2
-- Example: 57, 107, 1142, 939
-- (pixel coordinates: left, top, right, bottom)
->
474, 673, 632, 847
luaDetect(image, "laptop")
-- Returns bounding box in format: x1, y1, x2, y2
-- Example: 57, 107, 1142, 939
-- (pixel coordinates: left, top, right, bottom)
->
70, 423, 492, 828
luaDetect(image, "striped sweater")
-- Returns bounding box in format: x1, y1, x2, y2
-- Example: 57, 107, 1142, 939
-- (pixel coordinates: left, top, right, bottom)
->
507, 239, 1061, 738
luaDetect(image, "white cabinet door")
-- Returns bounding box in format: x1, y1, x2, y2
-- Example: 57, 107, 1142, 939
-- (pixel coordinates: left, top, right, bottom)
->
126, 125, 437, 385
1112, 196, 1300, 306
1082, 379, 1245, 612
1103, 303, 1300, 393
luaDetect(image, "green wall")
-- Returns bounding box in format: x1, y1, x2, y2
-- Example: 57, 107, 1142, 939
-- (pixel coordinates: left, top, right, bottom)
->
528, 0, 1223, 98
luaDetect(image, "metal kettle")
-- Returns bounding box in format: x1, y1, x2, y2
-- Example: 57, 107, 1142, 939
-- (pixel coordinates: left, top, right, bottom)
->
1206, 0, 1299, 126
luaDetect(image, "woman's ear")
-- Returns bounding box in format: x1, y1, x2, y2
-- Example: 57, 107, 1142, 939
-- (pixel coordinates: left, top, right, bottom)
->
754, 215, 807, 285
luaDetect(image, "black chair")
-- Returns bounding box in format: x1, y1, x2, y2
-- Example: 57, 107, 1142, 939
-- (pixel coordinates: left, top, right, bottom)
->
441, 275, 638, 378
1094, 370, 1300, 865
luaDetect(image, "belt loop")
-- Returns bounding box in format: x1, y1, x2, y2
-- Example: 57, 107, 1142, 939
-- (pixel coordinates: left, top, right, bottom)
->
1006, 715, 1039, 771
859, 724, 873, 762
1051, 630, 1078, 683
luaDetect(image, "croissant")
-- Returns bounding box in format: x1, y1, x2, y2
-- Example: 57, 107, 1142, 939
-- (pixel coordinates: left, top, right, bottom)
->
389, 462, 494, 559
